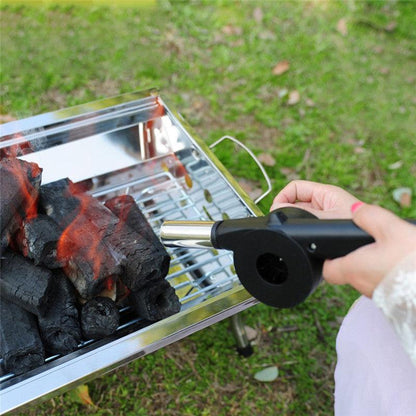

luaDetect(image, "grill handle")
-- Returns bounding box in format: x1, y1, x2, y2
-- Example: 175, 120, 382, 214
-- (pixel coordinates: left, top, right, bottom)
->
209, 135, 272, 204
161, 207, 416, 309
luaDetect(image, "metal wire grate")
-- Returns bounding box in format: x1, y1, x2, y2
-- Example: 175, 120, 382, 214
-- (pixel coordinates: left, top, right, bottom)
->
0, 154, 250, 383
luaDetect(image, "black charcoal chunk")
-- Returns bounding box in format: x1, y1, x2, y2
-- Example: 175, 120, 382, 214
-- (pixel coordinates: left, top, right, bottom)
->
105, 195, 170, 279
81, 297, 120, 339
0, 250, 55, 316
0, 158, 42, 252
0, 298, 44, 375
13, 214, 64, 268
38, 271, 81, 355
39, 179, 123, 299
129, 280, 181, 322
39, 178, 80, 228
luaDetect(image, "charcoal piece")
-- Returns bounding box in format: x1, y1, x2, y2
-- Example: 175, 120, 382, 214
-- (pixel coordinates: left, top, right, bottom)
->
80, 297, 120, 339
39, 178, 80, 228
63, 254, 120, 299
104, 195, 170, 290
39, 179, 124, 298
129, 279, 181, 322
105, 195, 170, 278
40, 178, 165, 294
12, 214, 65, 268
104, 195, 165, 252
38, 271, 81, 355
106, 226, 164, 291
0, 298, 44, 375
0, 158, 42, 251
0, 250, 55, 316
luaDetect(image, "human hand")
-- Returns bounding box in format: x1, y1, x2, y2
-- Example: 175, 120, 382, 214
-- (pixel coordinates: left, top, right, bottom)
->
270, 180, 360, 219
323, 202, 416, 297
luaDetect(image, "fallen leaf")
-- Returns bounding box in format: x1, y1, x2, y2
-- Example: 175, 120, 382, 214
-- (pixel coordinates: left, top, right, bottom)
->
354, 146, 365, 154
244, 325, 258, 341
253, 7, 263, 23
0, 114, 16, 123
231, 39, 244, 47
222, 25, 243, 36
287, 90, 300, 106
257, 153, 276, 167
278, 88, 289, 99
373, 45, 384, 54
254, 366, 279, 382
336, 18, 348, 36
258, 30, 275, 40
385, 21, 397, 32
222, 25, 234, 35
305, 98, 315, 107
388, 161, 403, 170
272, 60, 290, 76
392, 187, 412, 208
280, 167, 299, 181
236, 177, 263, 201
69, 384, 94, 406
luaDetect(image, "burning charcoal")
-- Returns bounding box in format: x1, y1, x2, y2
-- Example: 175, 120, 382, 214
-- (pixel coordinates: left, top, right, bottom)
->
106, 226, 164, 291
0, 250, 55, 317
38, 178, 80, 228
12, 214, 65, 269
62, 254, 120, 299
37, 271, 82, 355
0, 158, 42, 251
104, 195, 165, 253
129, 279, 181, 322
41, 178, 167, 293
0, 132, 51, 159
39, 179, 124, 298
80, 297, 120, 339
105, 195, 170, 279
0, 298, 45, 375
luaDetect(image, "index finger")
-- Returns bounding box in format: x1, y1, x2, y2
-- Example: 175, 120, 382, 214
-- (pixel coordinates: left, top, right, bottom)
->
273, 180, 325, 204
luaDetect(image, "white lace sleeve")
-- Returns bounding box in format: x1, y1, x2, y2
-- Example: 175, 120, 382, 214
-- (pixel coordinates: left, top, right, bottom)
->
372, 252, 416, 366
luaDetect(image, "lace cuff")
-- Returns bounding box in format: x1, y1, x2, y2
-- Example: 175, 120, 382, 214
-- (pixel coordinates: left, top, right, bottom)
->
372, 252, 416, 366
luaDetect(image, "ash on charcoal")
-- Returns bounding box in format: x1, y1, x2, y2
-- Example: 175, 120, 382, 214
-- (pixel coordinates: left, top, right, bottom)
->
38, 271, 82, 355
12, 214, 65, 269
80, 296, 120, 340
39, 178, 80, 228
0, 158, 42, 252
0, 250, 55, 317
105, 195, 170, 279
0, 298, 45, 375
129, 279, 181, 322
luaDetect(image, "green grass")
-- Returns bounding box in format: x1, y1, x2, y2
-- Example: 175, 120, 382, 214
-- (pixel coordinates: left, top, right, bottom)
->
1, 1, 415, 415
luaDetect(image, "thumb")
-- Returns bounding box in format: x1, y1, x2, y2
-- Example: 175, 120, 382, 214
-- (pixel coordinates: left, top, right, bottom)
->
351, 202, 401, 242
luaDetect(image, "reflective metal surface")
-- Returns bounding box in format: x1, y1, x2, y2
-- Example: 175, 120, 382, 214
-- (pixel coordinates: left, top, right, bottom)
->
0, 89, 263, 414
160, 220, 215, 248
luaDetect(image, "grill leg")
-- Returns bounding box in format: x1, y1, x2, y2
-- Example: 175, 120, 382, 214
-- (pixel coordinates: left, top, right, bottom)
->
230, 313, 253, 357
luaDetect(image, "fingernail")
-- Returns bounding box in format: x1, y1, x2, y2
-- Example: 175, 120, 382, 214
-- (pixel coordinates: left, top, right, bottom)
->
351, 201, 364, 213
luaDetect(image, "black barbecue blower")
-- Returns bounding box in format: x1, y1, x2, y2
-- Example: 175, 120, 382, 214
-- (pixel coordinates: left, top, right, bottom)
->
160, 207, 416, 309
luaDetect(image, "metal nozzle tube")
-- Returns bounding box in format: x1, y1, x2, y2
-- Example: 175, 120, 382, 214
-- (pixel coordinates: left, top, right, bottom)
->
160, 220, 216, 248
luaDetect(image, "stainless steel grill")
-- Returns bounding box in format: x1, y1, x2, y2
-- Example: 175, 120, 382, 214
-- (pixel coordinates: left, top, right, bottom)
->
0, 89, 263, 414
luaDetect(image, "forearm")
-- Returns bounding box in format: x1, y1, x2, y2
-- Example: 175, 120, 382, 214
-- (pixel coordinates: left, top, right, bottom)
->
372, 251, 416, 366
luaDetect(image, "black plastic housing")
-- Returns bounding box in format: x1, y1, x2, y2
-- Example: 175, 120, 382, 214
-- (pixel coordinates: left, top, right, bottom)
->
211, 207, 410, 308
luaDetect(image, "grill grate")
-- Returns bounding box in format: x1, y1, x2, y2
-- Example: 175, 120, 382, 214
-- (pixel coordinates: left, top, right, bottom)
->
0, 153, 248, 383
0, 93, 262, 413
